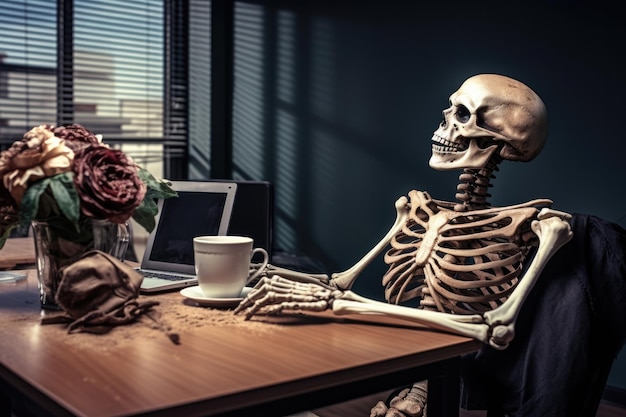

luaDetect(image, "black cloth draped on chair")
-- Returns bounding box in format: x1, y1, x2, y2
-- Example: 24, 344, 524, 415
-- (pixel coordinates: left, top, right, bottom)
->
460, 213, 626, 417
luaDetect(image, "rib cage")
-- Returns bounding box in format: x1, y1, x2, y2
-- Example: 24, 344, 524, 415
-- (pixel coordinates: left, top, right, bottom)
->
383, 190, 545, 314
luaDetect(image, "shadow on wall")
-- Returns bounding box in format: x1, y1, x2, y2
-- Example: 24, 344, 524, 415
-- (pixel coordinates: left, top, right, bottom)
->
226, 0, 626, 390
230, 0, 626, 294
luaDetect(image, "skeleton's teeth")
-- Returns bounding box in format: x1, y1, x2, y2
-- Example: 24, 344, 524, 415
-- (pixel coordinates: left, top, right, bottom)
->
431, 133, 465, 152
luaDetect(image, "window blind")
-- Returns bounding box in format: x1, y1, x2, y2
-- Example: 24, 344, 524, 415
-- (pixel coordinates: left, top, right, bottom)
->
0, 0, 57, 144
70, 0, 164, 142
0, 0, 165, 145
0, 0, 188, 179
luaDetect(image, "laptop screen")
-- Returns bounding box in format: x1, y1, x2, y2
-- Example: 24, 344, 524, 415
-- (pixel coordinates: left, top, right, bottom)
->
140, 181, 237, 275
148, 191, 228, 266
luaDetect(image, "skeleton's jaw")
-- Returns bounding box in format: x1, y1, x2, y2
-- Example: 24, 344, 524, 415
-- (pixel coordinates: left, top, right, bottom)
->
429, 133, 499, 171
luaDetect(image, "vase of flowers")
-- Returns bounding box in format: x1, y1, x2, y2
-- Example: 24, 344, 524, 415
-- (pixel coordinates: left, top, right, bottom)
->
0, 123, 176, 309
32, 218, 130, 308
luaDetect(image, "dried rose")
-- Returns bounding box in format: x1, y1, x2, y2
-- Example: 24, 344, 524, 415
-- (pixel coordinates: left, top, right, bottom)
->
72, 146, 146, 223
0, 125, 74, 203
52, 123, 102, 153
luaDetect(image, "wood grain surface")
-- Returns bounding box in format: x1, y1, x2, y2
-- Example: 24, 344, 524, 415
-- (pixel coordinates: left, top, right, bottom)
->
0, 269, 479, 417
0, 237, 35, 269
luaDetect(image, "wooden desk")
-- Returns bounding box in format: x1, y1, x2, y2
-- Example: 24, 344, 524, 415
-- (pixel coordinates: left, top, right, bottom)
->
0, 237, 36, 269
0, 269, 480, 417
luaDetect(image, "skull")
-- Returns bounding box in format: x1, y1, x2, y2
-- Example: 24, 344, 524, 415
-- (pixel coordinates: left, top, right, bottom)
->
429, 74, 548, 170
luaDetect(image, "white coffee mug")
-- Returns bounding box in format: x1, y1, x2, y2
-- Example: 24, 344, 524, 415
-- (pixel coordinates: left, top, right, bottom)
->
193, 235, 269, 298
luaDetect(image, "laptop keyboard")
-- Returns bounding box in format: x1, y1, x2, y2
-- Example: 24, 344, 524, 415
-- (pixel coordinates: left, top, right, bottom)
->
138, 270, 193, 281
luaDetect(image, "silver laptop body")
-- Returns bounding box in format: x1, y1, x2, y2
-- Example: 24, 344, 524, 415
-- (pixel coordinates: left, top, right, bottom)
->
138, 181, 237, 293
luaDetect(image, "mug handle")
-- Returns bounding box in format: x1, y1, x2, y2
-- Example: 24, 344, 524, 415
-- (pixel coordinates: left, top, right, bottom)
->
246, 248, 269, 284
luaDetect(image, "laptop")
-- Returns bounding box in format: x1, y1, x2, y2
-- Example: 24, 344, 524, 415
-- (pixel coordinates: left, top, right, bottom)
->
139, 181, 237, 293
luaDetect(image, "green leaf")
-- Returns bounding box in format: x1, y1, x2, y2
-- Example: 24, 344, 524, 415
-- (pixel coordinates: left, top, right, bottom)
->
49, 173, 80, 228
132, 197, 159, 233
138, 169, 177, 200
132, 169, 177, 233
19, 177, 51, 226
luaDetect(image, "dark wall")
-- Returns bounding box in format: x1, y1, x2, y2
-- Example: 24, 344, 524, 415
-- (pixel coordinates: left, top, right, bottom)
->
228, 0, 626, 388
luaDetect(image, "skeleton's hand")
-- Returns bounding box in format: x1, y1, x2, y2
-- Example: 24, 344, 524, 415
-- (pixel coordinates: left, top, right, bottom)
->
234, 276, 342, 319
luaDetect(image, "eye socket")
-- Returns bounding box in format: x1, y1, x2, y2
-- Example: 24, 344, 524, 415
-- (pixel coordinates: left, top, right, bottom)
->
454, 105, 471, 123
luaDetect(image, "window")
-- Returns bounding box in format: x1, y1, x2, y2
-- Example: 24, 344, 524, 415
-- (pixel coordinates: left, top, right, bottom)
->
72, 0, 165, 176
0, 0, 57, 139
0, 0, 188, 179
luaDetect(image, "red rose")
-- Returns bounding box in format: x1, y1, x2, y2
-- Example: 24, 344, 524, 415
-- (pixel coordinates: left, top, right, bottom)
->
72, 146, 146, 223
52, 123, 102, 153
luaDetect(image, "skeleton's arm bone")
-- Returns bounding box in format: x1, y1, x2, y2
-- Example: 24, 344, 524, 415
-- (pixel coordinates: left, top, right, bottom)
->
330, 196, 411, 290
255, 264, 332, 285
245, 196, 411, 289
331, 291, 490, 343
482, 212, 573, 348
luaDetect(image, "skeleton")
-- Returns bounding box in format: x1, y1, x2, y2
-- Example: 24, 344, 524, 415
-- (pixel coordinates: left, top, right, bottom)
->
234, 74, 573, 416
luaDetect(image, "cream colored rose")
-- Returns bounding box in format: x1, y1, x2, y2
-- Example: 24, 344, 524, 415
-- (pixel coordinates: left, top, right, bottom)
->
1, 125, 74, 203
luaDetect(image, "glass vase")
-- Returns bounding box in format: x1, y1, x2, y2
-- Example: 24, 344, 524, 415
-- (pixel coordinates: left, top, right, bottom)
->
32, 219, 130, 310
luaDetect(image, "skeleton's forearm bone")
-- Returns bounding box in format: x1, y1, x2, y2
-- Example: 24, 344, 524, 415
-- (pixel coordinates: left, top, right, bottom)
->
260, 265, 331, 285
330, 196, 411, 290
332, 291, 490, 343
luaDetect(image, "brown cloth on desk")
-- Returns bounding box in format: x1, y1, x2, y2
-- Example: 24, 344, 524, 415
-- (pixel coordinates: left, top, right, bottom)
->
42, 250, 179, 344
